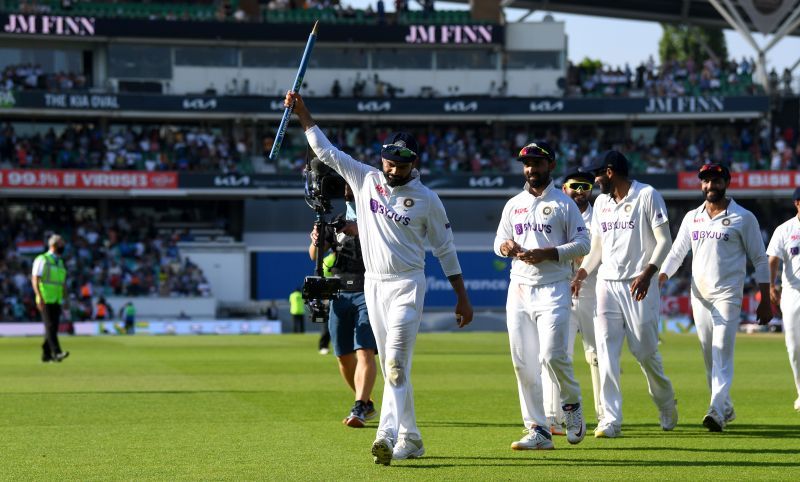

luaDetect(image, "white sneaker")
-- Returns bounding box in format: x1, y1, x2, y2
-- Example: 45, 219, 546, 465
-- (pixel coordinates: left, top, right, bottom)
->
393, 437, 424, 459
510, 427, 554, 450
794, 398, 800, 412
319, 347, 330, 355
547, 416, 565, 436
594, 423, 622, 438
702, 408, 725, 432
724, 406, 736, 424
660, 399, 678, 431
563, 404, 586, 444
371, 431, 394, 466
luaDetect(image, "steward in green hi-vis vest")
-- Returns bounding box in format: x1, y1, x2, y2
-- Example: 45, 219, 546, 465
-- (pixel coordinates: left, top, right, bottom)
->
289, 290, 305, 316
35, 252, 66, 304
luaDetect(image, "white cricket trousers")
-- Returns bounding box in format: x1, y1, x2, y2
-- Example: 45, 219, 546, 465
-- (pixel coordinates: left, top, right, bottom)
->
595, 278, 675, 427
507, 279, 582, 430
780, 287, 800, 401
364, 272, 426, 442
690, 294, 741, 417
542, 278, 600, 421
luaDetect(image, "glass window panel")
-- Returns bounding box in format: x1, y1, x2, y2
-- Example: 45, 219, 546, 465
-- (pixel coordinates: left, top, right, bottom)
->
107, 45, 171, 79
436, 49, 496, 70
0, 48, 81, 73
174, 47, 238, 67
372, 49, 432, 69
308, 48, 368, 69
242, 47, 303, 68
506, 51, 562, 70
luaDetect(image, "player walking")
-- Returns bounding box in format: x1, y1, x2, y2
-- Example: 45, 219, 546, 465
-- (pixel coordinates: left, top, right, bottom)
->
766, 187, 800, 413
542, 171, 603, 435
660, 163, 771, 432
572, 150, 678, 438
495, 142, 589, 450
285, 91, 474, 466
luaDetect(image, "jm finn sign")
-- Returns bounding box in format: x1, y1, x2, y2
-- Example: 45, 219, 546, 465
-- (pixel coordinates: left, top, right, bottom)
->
3, 14, 95, 36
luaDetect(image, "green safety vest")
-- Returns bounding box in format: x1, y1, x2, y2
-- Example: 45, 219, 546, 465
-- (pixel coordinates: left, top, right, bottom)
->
124, 305, 136, 318
289, 290, 305, 315
36, 252, 66, 304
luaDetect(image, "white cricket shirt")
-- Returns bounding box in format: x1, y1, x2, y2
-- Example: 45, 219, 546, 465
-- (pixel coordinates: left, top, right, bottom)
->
306, 126, 461, 280
493, 181, 590, 285
578, 204, 598, 293
662, 199, 769, 299
592, 180, 669, 281
767, 216, 800, 290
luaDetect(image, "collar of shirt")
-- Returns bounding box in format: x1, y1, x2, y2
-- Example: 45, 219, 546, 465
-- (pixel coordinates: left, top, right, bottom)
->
524, 180, 555, 201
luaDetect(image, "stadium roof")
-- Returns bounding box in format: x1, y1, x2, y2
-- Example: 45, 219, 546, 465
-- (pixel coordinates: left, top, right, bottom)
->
459, 0, 800, 36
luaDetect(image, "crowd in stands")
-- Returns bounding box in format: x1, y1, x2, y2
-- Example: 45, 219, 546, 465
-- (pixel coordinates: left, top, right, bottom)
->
0, 123, 249, 173
566, 56, 771, 98
1, 64, 88, 93
0, 207, 212, 322
276, 121, 800, 176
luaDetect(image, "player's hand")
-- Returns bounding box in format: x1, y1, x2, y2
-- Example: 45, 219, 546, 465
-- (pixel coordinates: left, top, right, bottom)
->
630, 271, 654, 302
658, 273, 668, 289
769, 285, 781, 306
571, 268, 588, 298
455, 297, 474, 328
499, 240, 524, 258
517, 248, 548, 265
756, 299, 772, 325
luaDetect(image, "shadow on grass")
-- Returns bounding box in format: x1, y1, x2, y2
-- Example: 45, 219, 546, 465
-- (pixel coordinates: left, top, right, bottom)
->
621, 423, 800, 439
392, 456, 800, 469
2, 390, 275, 395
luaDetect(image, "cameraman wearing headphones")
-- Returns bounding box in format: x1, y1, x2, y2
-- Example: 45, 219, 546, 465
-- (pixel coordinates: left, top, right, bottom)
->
309, 182, 378, 428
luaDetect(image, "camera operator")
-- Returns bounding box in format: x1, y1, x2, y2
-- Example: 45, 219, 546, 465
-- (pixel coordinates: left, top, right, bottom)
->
309, 183, 378, 429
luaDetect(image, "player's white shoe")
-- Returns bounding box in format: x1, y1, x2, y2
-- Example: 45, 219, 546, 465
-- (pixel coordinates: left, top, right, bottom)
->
794, 398, 800, 412
659, 399, 678, 431
510, 427, 554, 450
724, 407, 736, 424
563, 404, 586, 444
547, 416, 565, 436
371, 430, 394, 466
393, 437, 425, 459
702, 408, 725, 432
594, 423, 622, 438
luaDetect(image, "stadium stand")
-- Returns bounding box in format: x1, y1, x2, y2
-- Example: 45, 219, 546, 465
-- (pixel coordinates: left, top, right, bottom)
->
2, 63, 88, 92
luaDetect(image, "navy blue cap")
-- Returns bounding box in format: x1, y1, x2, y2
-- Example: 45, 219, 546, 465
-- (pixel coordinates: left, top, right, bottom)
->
584, 150, 629, 176
517, 141, 555, 162
698, 163, 731, 180
381, 132, 419, 163
793, 187, 800, 201
563, 170, 595, 184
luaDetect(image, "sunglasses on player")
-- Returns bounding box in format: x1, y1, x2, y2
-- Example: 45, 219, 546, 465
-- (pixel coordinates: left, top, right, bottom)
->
382, 144, 417, 159
518, 143, 553, 160
565, 181, 593, 192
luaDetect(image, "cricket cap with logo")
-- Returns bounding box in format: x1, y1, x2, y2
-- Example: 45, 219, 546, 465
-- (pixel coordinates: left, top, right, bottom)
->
381, 132, 419, 163
698, 162, 731, 181
584, 150, 629, 176
517, 141, 556, 162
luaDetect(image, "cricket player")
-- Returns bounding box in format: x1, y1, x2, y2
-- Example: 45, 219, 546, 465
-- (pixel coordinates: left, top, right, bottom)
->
660, 163, 771, 432
572, 150, 677, 438
494, 142, 590, 450
285, 91, 474, 466
542, 171, 603, 435
766, 187, 800, 413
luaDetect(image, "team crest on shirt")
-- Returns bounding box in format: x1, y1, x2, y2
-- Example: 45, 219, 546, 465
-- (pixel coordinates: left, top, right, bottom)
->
791, 247, 799, 256
722, 218, 731, 226
403, 198, 415, 208
542, 206, 553, 216
623, 204, 632, 213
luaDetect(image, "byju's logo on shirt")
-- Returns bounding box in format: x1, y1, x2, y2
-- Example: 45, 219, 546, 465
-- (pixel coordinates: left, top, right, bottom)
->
370, 198, 411, 225
691, 230, 730, 241
514, 222, 552, 235
600, 221, 635, 232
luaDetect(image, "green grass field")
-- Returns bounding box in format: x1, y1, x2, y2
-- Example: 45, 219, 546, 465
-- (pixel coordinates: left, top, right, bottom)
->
1, 332, 798, 480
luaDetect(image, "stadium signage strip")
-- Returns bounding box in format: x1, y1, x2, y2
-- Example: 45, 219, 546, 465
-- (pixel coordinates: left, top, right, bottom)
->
0, 14, 503, 44
2, 92, 770, 116
678, 171, 800, 189
0, 170, 177, 190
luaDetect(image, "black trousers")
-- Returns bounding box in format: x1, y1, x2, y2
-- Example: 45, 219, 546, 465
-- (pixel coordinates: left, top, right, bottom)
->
41, 303, 63, 359
293, 314, 305, 333
125, 319, 135, 335
319, 323, 330, 350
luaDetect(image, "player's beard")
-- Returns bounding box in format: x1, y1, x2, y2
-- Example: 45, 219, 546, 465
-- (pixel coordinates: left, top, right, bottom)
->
384, 172, 411, 187
572, 194, 589, 211
704, 186, 726, 203
527, 171, 551, 189
597, 176, 612, 195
